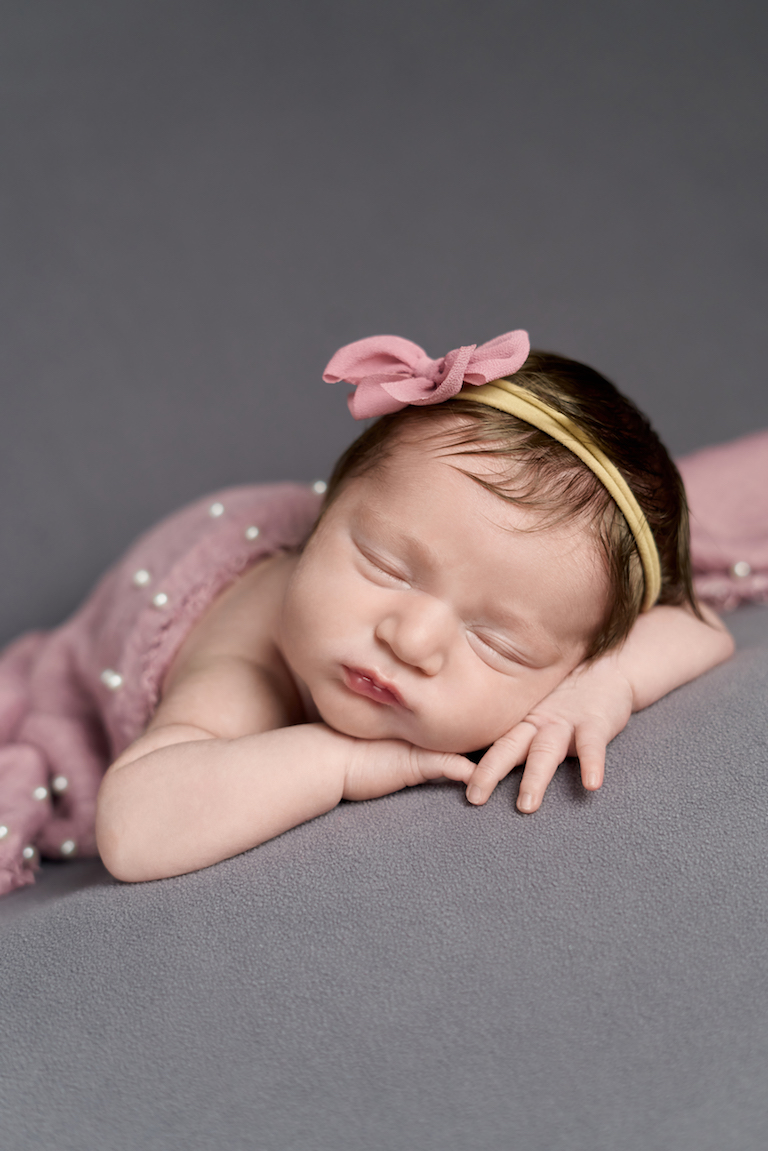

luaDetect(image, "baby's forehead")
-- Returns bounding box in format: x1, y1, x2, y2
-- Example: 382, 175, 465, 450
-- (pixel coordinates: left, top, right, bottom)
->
367, 432, 595, 540
374, 418, 543, 493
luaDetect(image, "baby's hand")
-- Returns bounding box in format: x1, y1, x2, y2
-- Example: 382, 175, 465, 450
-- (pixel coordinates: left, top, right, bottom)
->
341, 731, 474, 803
465, 657, 634, 814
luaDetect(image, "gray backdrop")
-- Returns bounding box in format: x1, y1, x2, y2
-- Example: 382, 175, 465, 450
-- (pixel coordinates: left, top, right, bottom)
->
1, 0, 766, 648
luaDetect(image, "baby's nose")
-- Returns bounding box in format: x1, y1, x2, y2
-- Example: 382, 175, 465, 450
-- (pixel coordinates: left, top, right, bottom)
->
375, 597, 451, 675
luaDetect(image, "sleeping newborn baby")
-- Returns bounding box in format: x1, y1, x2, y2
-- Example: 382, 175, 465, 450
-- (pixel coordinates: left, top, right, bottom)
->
0, 330, 745, 893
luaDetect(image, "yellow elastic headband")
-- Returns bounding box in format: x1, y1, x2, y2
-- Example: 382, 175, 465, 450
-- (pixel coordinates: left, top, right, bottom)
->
454, 379, 662, 610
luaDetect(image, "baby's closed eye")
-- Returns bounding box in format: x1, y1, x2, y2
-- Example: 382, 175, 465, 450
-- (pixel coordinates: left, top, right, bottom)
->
467, 629, 526, 667
356, 545, 411, 587
466, 628, 555, 673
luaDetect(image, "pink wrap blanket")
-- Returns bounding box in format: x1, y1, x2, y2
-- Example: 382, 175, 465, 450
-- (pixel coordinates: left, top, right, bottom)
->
677, 429, 768, 610
0, 430, 765, 896
0, 483, 321, 895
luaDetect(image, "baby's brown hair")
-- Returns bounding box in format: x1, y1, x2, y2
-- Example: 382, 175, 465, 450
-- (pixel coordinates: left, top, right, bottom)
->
321, 350, 697, 657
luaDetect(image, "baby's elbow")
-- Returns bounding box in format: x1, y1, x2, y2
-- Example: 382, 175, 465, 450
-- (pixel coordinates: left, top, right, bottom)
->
96, 829, 140, 884
96, 817, 147, 884
712, 612, 736, 664
698, 602, 736, 665
95, 776, 159, 884
719, 628, 736, 665
707, 621, 736, 672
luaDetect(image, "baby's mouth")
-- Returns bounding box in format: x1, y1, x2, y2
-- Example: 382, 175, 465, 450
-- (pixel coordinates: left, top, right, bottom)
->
342, 666, 404, 707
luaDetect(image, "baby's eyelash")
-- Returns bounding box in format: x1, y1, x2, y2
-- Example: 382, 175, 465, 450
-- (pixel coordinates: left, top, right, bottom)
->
470, 630, 520, 664
358, 548, 409, 585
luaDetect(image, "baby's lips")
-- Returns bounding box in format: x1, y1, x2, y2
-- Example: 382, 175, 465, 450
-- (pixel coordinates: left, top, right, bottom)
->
343, 666, 405, 707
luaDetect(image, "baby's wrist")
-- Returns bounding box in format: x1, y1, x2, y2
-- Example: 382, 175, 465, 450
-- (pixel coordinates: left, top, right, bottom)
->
604, 654, 640, 713
297, 722, 358, 802
573, 654, 635, 718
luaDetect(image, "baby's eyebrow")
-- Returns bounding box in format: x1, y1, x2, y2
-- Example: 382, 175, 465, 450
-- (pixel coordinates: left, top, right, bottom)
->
396, 530, 445, 571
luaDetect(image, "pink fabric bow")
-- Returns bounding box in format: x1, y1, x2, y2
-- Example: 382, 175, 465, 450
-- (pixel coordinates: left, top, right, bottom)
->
323, 330, 531, 419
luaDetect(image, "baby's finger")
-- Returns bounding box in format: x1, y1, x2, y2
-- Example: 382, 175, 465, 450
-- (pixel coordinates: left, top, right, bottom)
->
516, 723, 572, 813
574, 722, 608, 791
411, 748, 475, 787
466, 722, 538, 805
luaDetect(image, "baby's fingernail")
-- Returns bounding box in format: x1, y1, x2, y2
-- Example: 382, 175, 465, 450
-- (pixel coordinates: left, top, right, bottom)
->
467, 785, 484, 804
518, 792, 536, 812
585, 774, 600, 790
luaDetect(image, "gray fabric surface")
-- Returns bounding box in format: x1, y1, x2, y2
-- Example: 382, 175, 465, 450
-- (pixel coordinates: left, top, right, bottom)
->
1, 608, 767, 1150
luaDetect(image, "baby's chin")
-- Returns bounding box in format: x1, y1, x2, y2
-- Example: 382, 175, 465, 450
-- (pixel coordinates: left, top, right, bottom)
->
315, 699, 506, 755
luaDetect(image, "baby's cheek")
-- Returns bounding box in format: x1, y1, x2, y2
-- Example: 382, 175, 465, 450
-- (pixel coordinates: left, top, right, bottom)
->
430, 677, 550, 752
411, 703, 515, 754
281, 584, 332, 671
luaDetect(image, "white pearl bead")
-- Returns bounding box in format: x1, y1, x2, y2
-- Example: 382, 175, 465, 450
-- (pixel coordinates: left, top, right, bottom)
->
132, 568, 152, 587
22, 845, 35, 861
0, 825, 8, 840
100, 668, 124, 691
52, 775, 69, 794
33, 786, 48, 801
732, 560, 752, 578
209, 502, 225, 518
60, 839, 76, 856
244, 525, 260, 541
152, 592, 169, 608
312, 480, 327, 495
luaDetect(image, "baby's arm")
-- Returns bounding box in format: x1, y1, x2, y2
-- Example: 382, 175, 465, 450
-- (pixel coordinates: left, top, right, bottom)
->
466, 602, 734, 813
96, 657, 472, 883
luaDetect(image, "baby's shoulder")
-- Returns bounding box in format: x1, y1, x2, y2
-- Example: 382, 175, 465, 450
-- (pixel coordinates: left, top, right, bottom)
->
156, 549, 304, 734
65, 482, 322, 754
169, 548, 299, 669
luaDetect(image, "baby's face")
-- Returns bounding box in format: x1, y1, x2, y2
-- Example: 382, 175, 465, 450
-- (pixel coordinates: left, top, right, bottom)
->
279, 436, 609, 753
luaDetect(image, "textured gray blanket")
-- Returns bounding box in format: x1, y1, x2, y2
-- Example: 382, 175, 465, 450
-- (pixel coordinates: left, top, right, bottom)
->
1, 605, 766, 1151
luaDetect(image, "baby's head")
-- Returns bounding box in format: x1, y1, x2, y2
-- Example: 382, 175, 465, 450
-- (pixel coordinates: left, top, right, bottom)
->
280, 336, 694, 753
325, 346, 694, 655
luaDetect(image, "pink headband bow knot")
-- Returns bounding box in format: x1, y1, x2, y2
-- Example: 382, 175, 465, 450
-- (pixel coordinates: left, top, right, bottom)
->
323, 330, 531, 419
